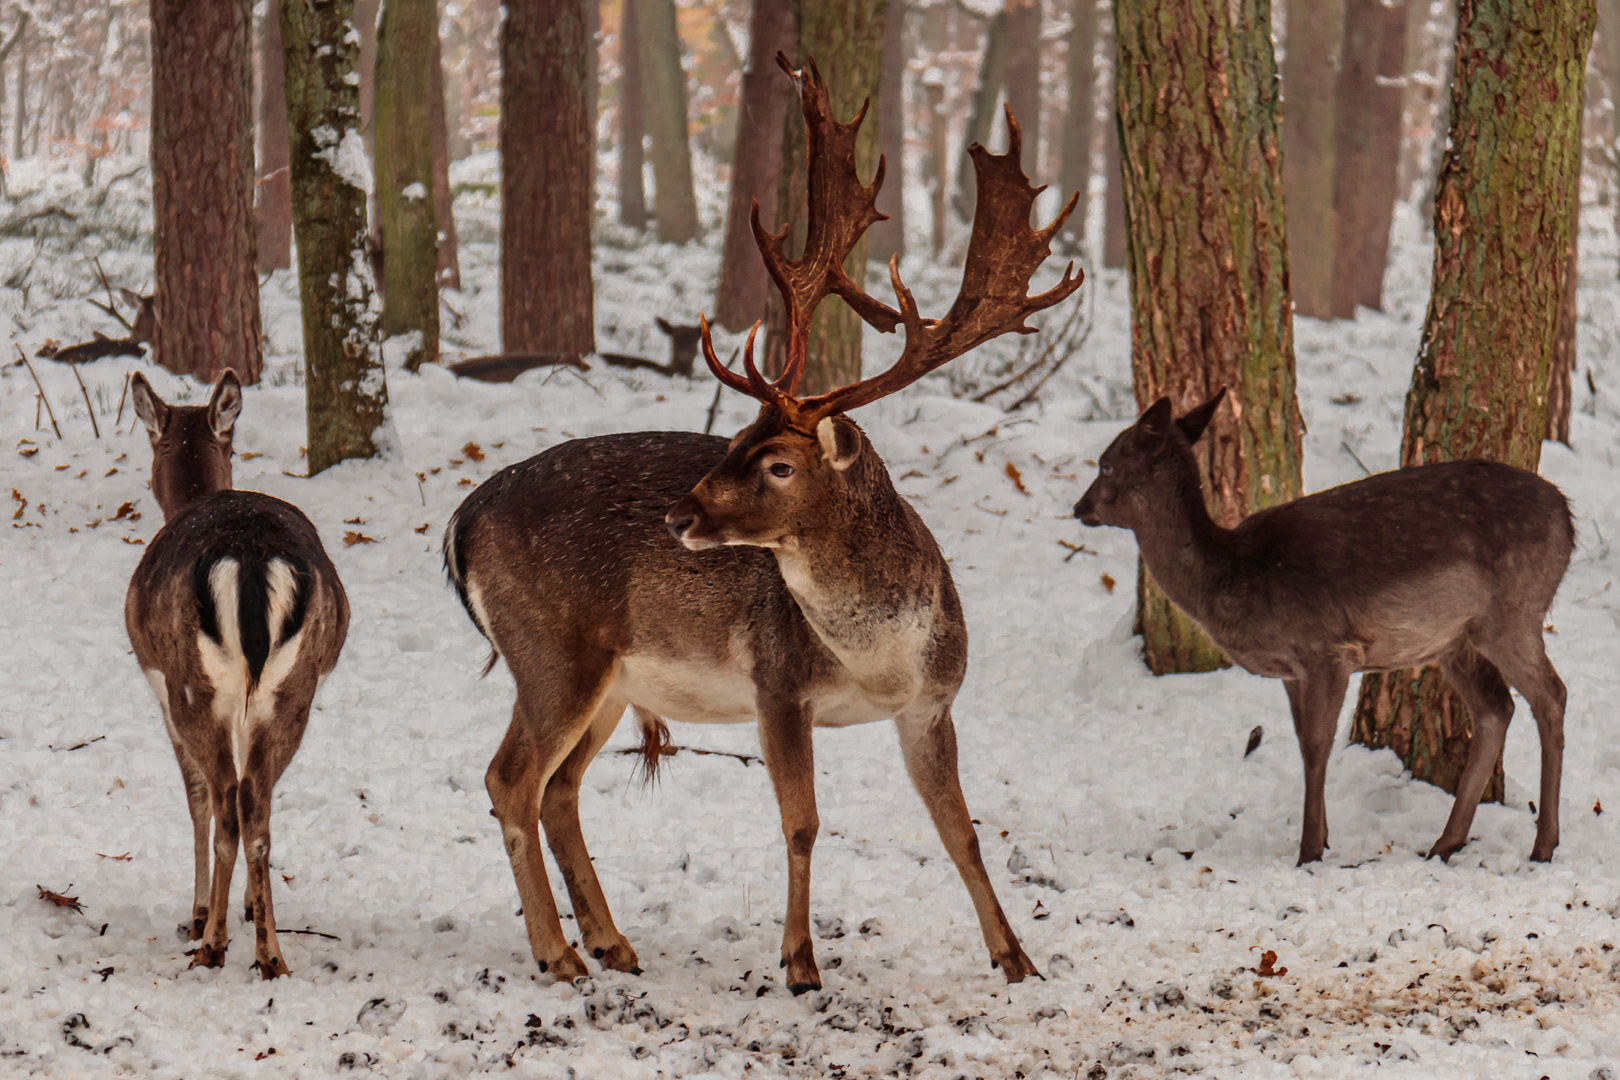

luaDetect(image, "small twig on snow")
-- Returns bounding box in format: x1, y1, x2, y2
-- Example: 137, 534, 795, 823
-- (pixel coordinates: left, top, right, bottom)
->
19, 345, 61, 438
70, 363, 99, 438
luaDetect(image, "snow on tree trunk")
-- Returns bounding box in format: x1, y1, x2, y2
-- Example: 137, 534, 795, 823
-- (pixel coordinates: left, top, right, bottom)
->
618, 0, 647, 229
151, 0, 262, 384
1057, 0, 1096, 253
1331, 0, 1407, 317
1281, 0, 1343, 320
1351, 0, 1595, 798
867, 0, 906, 264
714, 0, 795, 331
257, 0, 293, 272
280, 0, 389, 474
636, 0, 699, 244
375, 0, 440, 372
430, 32, 462, 291
1115, 0, 1305, 676
763, 0, 884, 394
501, 0, 595, 356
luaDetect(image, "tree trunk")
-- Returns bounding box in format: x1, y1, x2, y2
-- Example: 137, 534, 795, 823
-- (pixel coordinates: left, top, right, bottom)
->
762, 0, 884, 394
1600, 0, 1620, 237
1281, 0, 1343, 320
1546, 200, 1580, 443
280, 0, 389, 474
1058, 0, 1096, 252
375, 0, 440, 371
257, 0, 293, 272
953, 12, 1006, 221
431, 32, 462, 291
1002, 0, 1040, 174
1330, 0, 1407, 317
637, 0, 699, 243
503, 0, 595, 356
867, 0, 906, 263
1115, 0, 1305, 676
1351, 0, 1595, 798
619, 0, 647, 228
1102, 9, 1125, 269
11, 19, 22, 162
356, 0, 379, 138
926, 77, 947, 255
152, 0, 262, 384
714, 0, 795, 331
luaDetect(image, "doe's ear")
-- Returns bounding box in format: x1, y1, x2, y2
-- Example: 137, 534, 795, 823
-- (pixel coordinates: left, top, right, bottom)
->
1134, 396, 1174, 442
1176, 387, 1228, 445
655, 316, 675, 337
208, 369, 243, 438
815, 415, 863, 472
130, 372, 168, 441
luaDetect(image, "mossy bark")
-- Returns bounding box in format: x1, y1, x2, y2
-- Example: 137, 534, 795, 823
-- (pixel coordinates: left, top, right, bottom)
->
763, 0, 885, 394
1351, 0, 1594, 799
1114, 0, 1305, 675
281, 0, 389, 474
375, 0, 440, 371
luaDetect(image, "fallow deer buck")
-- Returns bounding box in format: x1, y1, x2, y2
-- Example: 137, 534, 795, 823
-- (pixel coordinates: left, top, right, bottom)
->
1075, 391, 1574, 865
444, 54, 1081, 991
125, 371, 349, 978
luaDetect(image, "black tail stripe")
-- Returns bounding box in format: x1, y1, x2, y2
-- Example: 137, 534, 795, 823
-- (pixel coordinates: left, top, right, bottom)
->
238, 559, 272, 685
191, 556, 223, 646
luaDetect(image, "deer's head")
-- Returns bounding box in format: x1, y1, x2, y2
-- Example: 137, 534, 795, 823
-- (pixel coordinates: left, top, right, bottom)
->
1074, 389, 1226, 529
666, 55, 1083, 552
655, 317, 703, 377
132, 370, 242, 521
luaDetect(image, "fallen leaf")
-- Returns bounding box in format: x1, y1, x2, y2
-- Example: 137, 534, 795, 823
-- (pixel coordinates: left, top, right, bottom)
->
458, 478, 475, 487
430, 466, 441, 475
1250, 949, 1288, 978
122, 537, 145, 545
1596, 799, 1604, 816
38, 885, 84, 914
112, 501, 140, 521
414, 522, 430, 534
462, 442, 486, 462
11, 490, 25, 519
1545, 623, 1558, 634
18, 446, 38, 457
1100, 573, 1116, 594
103, 467, 118, 477
448, 458, 464, 467
54, 464, 68, 471
96, 852, 133, 861
1004, 461, 1029, 495
282, 874, 295, 884
239, 451, 263, 460
343, 516, 366, 525
343, 531, 378, 546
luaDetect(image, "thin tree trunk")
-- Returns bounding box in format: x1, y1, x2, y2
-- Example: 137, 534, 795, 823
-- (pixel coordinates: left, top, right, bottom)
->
257, 0, 293, 272
356, 0, 380, 139
867, 0, 906, 263
1281, 0, 1344, 319
714, 0, 795, 331
152, 0, 262, 384
1102, 8, 1125, 269
763, 0, 884, 393
502, 0, 595, 356
1058, 0, 1096, 252
11, 19, 22, 162
1115, 0, 1305, 675
430, 32, 461, 291
954, 12, 1006, 221
1002, 0, 1040, 175
1600, 0, 1620, 259
637, 0, 699, 243
1351, 0, 1595, 798
1331, 0, 1407, 317
281, 0, 389, 473
619, 0, 647, 228
1546, 202, 1580, 444
375, 0, 440, 371
927, 77, 947, 255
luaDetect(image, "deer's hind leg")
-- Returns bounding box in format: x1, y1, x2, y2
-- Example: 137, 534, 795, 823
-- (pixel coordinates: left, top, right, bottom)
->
1477, 636, 1566, 862
539, 695, 642, 974
1429, 645, 1513, 863
487, 654, 612, 981
237, 679, 317, 979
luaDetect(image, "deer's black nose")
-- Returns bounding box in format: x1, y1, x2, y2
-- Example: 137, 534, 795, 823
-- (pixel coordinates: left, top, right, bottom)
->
665, 495, 701, 540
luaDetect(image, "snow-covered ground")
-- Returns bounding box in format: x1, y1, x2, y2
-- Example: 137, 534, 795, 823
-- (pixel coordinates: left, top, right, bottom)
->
3, 158, 1620, 1078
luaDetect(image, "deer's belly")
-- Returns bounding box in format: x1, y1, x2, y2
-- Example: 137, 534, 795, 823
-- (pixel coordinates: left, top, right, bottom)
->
615, 654, 758, 725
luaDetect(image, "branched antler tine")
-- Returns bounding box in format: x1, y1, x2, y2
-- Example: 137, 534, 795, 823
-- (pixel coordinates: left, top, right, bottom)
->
700, 314, 758, 398
742, 324, 788, 403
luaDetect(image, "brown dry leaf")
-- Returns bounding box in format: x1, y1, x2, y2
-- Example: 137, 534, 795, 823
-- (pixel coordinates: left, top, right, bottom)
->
282, 874, 295, 884
1100, 573, 1116, 594
104, 467, 118, 477
343, 531, 378, 546
18, 446, 38, 458
1545, 623, 1558, 634
1596, 799, 1604, 816
1004, 461, 1029, 496
429, 466, 441, 475
413, 523, 430, 534
343, 516, 366, 525
37, 885, 84, 914
462, 441, 486, 463
457, 478, 475, 487
1250, 949, 1288, 978
54, 464, 68, 471
122, 537, 144, 546
96, 852, 132, 861
11, 490, 25, 520
112, 501, 140, 521
239, 451, 263, 460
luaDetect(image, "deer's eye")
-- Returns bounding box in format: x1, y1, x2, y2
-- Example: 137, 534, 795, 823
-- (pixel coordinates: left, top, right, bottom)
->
769, 462, 795, 479
1100, 463, 1114, 477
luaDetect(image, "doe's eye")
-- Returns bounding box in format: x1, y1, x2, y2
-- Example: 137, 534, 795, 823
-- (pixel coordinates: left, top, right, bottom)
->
1100, 463, 1114, 477
769, 462, 795, 479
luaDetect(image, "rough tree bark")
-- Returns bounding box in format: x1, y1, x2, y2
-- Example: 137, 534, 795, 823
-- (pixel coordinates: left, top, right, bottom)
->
375, 0, 440, 371
637, 0, 699, 243
1331, 0, 1407, 317
1546, 211, 1578, 444
1102, 10, 1125, 269
714, 0, 795, 330
280, 0, 389, 473
953, 11, 1006, 221
1281, 0, 1344, 320
1003, 0, 1040, 174
867, 0, 906, 263
763, 0, 885, 393
1351, 0, 1595, 798
431, 32, 462, 291
1058, 0, 1096, 252
502, 0, 595, 356
926, 76, 947, 255
619, 0, 647, 228
152, 0, 262, 384
257, 0, 293, 272
356, 0, 379, 137
1115, 0, 1305, 675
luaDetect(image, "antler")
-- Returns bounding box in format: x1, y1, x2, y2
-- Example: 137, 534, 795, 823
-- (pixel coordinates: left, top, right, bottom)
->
700, 67, 1083, 433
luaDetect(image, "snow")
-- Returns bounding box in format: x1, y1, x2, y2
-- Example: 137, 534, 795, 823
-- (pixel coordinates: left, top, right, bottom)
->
3, 159, 1620, 1078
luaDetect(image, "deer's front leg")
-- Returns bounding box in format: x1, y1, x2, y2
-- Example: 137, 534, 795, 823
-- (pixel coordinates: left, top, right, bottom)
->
1283, 665, 1349, 866
757, 703, 820, 994
895, 707, 1037, 983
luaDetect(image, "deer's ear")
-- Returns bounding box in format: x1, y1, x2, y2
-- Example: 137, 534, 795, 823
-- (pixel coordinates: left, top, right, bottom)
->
208, 369, 243, 438
118, 287, 143, 308
816, 415, 862, 471
655, 316, 675, 336
1135, 396, 1174, 442
131, 373, 168, 440
1176, 388, 1227, 445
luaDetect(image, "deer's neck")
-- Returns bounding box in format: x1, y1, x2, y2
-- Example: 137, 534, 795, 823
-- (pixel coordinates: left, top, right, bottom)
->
1130, 465, 1232, 625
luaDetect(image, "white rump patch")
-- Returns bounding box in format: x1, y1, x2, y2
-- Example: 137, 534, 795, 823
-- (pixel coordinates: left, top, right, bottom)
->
197, 559, 250, 776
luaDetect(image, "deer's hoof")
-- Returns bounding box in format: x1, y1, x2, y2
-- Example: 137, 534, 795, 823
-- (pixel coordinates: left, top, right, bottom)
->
253, 955, 290, 981
538, 949, 590, 982
592, 939, 643, 975
789, 980, 822, 996
1426, 838, 1464, 863
1295, 848, 1324, 867
1528, 845, 1556, 863
188, 942, 228, 969
995, 946, 1041, 984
